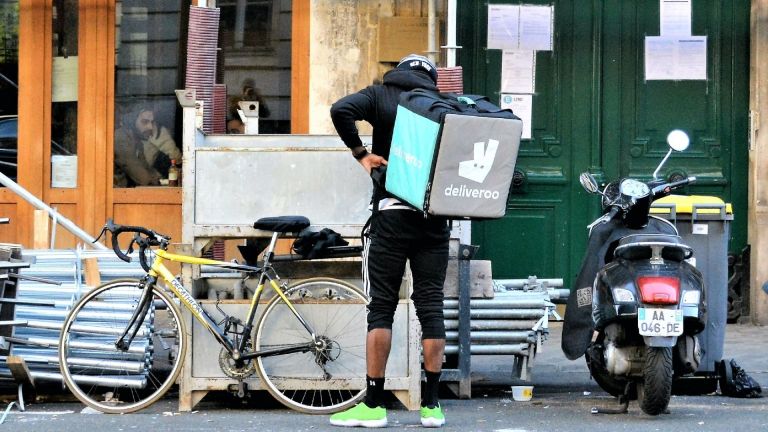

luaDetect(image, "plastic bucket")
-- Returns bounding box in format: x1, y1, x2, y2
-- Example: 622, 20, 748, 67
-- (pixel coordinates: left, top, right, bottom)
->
511, 385, 533, 401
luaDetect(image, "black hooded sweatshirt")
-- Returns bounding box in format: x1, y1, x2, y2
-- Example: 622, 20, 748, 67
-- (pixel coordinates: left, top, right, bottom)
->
330, 68, 438, 161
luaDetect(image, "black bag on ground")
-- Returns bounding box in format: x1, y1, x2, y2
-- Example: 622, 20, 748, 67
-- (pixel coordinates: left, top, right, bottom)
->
292, 228, 349, 259
718, 358, 763, 398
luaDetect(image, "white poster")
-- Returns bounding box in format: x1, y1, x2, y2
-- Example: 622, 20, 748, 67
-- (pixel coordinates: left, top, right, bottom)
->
51, 155, 77, 188
645, 36, 707, 80
500, 94, 532, 139
519, 5, 553, 51
501, 50, 536, 94
487, 5, 520, 50
52, 56, 78, 102
660, 0, 692, 36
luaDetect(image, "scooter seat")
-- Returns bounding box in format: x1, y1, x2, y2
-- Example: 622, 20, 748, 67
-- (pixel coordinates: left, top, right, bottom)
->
614, 234, 693, 261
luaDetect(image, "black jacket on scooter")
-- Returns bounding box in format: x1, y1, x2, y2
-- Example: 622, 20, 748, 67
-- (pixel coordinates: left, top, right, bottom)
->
561, 216, 678, 360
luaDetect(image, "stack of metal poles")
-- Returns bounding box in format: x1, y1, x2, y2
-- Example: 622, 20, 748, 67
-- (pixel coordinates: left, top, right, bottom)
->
442, 276, 566, 380
0, 248, 150, 388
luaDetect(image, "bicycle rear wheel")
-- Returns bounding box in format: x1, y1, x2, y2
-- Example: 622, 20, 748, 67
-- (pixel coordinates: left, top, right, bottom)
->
255, 277, 368, 414
58, 278, 186, 414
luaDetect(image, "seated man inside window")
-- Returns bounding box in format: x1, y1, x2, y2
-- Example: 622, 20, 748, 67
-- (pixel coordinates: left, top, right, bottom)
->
114, 104, 181, 187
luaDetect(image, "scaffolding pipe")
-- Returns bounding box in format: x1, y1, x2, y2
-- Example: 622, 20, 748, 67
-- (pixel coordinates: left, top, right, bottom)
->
444, 344, 529, 355
445, 330, 535, 343
1, 355, 145, 374
443, 319, 539, 331
15, 370, 147, 388
495, 278, 564, 288
443, 308, 546, 320
0, 171, 107, 250
444, 298, 549, 309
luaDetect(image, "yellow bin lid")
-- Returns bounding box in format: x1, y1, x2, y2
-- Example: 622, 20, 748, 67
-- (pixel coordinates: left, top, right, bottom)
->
650, 195, 733, 215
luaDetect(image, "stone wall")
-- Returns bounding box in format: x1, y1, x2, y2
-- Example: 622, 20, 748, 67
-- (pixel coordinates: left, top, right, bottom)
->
749, 0, 768, 324
308, 0, 440, 134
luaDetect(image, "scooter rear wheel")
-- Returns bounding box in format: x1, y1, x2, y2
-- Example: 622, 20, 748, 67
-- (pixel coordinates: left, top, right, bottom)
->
638, 346, 673, 415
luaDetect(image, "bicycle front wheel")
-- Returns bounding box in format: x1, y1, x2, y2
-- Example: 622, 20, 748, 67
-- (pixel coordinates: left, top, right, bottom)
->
58, 279, 187, 414
255, 277, 369, 414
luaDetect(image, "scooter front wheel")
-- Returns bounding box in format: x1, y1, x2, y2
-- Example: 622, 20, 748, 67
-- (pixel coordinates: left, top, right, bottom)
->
638, 346, 673, 415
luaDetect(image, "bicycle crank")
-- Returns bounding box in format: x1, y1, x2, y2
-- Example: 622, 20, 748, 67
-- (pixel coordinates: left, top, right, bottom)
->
219, 347, 257, 379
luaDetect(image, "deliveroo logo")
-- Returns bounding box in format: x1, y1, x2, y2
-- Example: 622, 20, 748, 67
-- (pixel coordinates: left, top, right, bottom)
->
458, 139, 499, 183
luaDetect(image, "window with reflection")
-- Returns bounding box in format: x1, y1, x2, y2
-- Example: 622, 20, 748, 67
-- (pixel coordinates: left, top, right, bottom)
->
0, 0, 18, 185
219, 0, 291, 134
50, 0, 78, 188
114, 1, 185, 188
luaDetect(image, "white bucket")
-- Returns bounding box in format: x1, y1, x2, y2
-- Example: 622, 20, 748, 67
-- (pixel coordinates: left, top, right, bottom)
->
511, 385, 533, 401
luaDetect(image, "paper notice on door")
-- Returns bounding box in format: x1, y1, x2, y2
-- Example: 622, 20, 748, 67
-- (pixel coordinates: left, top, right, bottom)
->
487, 5, 520, 50
500, 94, 532, 139
519, 5, 553, 51
501, 50, 536, 94
645, 36, 707, 80
51, 155, 78, 188
52, 56, 78, 102
660, 0, 691, 36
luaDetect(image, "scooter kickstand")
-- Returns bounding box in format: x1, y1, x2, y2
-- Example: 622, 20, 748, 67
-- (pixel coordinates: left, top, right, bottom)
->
591, 382, 632, 415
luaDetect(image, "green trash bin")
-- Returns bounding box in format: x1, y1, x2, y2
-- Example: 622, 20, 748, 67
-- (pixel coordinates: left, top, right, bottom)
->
651, 195, 733, 374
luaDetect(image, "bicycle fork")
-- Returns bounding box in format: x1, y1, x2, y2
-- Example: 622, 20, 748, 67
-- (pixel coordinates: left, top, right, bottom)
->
115, 276, 155, 351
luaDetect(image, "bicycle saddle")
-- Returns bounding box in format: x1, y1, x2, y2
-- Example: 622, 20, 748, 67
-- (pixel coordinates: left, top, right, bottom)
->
253, 216, 311, 233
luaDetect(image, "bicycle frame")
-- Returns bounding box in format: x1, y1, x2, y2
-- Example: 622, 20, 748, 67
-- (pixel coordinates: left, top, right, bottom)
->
115, 234, 318, 362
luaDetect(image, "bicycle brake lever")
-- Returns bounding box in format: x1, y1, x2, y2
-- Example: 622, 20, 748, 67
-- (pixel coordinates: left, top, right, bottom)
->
93, 226, 108, 243
126, 237, 137, 255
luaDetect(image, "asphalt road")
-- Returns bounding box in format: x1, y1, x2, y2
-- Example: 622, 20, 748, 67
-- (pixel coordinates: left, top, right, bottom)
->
2, 323, 765, 432
2, 387, 766, 432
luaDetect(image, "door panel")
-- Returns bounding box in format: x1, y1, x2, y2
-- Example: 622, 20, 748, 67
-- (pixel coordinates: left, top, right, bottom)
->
460, 0, 592, 282
460, 1, 749, 285
599, 0, 748, 250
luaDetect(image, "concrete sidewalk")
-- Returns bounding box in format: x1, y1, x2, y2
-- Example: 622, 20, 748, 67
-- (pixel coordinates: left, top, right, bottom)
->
512, 322, 768, 391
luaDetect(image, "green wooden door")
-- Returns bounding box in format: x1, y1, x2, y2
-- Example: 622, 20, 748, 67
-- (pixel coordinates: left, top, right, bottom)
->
459, 1, 749, 286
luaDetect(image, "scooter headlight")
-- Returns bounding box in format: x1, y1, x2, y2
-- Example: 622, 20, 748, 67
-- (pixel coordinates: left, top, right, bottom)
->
682, 290, 700, 305
612, 288, 636, 303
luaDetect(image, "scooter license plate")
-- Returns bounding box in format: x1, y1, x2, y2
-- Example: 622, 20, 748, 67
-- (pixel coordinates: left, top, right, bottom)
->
638, 308, 683, 336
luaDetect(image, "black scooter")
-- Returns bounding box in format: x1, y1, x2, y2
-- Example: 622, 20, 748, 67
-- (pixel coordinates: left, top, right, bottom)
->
562, 130, 707, 415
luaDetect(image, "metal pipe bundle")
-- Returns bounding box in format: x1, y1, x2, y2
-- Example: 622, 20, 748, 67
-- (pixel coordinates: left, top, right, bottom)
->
442, 286, 556, 381
1, 249, 154, 388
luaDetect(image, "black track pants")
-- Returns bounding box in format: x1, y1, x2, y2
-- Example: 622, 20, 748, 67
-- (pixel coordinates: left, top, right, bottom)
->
363, 209, 450, 339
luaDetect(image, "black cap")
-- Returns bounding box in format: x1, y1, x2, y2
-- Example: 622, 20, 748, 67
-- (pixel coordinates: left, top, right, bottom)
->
396, 54, 438, 84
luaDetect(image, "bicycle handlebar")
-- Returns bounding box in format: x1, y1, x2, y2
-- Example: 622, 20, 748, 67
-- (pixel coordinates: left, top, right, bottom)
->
95, 219, 169, 271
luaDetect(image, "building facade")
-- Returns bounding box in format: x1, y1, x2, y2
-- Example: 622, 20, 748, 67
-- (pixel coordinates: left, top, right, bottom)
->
1, 0, 766, 323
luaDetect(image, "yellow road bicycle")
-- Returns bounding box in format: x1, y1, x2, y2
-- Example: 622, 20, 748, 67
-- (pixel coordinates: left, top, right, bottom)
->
57, 216, 368, 414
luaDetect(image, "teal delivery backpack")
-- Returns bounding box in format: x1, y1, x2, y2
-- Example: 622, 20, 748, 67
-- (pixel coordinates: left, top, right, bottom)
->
386, 89, 523, 219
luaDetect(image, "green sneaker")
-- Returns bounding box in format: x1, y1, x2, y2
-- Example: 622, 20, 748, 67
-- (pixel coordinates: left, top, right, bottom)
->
330, 402, 387, 428
420, 404, 445, 428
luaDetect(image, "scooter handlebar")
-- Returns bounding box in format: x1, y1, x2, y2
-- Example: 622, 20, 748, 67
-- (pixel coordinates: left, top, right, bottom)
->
651, 176, 696, 196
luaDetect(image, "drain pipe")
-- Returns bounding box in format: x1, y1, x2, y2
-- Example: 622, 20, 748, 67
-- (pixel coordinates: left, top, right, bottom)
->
427, 0, 438, 63
0, 172, 107, 249
444, 0, 461, 67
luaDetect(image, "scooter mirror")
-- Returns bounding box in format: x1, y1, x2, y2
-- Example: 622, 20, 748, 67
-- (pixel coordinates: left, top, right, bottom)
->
667, 129, 690, 152
579, 172, 600, 194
